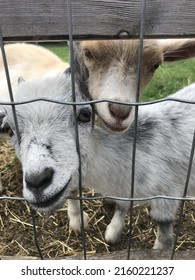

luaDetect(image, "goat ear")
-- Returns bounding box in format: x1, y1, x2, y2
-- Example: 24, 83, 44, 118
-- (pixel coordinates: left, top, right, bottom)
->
73, 41, 90, 99
161, 39, 195, 62
18, 76, 25, 85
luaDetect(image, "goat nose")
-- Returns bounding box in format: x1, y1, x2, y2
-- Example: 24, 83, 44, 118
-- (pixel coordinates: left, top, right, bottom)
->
25, 167, 54, 190
109, 103, 132, 119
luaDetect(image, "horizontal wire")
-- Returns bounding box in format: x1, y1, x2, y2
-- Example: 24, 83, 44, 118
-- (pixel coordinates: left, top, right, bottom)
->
0, 96, 195, 107
1, 194, 195, 202
0, 196, 26, 201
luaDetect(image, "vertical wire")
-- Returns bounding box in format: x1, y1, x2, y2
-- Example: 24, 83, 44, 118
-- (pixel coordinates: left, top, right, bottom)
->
171, 130, 195, 259
30, 209, 44, 260
0, 27, 43, 260
0, 27, 20, 144
127, 0, 146, 260
0, 28, 43, 260
67, 0, 87, 260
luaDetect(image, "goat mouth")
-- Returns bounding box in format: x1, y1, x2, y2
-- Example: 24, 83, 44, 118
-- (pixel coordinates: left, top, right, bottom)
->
100, 118, 128, 133
30, 178, 71, 209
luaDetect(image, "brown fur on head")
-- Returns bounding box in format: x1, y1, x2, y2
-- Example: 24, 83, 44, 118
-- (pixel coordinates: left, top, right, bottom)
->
74, 39, 195, 133
81, 39, 163, 93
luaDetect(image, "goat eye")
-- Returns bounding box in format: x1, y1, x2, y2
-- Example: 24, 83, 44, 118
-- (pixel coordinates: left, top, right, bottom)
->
8, 128, 14, 137
77, 108, 91, 123
2, 123, 14, 137
151, 63, 160, 72
84, 49, 94, 60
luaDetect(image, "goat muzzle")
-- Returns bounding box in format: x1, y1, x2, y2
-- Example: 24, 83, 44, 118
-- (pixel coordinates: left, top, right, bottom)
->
25, 167, 54, 191
109, 103, 132, 120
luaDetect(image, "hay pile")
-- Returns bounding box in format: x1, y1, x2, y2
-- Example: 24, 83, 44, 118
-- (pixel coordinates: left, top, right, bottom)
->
0, 137, 194, 259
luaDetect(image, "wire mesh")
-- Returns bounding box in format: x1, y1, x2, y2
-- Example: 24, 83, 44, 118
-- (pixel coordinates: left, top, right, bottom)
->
67, 0, 87, 260
127, 0, 146, 260
0, 0, 195, 260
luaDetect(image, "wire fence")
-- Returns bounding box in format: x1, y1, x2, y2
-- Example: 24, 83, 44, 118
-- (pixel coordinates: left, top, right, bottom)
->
0, 0, 195, 260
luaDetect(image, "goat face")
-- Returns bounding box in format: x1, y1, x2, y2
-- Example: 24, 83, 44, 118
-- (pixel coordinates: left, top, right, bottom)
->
1, 74, 92, 213
74, 40, 163, 133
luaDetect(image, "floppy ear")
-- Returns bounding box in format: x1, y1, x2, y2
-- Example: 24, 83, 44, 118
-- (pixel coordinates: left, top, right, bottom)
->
73, 41, 90, 99
160, 39, 195, 62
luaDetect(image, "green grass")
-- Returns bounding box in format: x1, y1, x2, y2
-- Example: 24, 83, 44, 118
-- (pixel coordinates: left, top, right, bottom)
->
45, 43, 195, 101
42, 42, 69, 62
142, 59, 195, 101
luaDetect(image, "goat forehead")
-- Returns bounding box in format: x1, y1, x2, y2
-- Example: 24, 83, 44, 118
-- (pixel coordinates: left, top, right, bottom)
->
22, 102, 69, 118
15, 73, 89, 104
82, 39, 162, 63
6, 75, 78, 128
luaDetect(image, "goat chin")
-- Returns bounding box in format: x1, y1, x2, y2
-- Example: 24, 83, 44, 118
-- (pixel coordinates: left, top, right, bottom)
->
98, 116, 130, 133
96, 102, 135, 133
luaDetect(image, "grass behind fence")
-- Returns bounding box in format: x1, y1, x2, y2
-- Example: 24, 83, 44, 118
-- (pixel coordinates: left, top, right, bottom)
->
143, 59, 195, 101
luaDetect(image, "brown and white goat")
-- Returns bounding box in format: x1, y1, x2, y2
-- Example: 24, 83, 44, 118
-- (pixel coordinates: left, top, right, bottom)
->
73, 39, 195, 132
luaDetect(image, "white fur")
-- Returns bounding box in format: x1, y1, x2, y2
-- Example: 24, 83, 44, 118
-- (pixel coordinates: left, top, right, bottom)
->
0, 43, 69, 188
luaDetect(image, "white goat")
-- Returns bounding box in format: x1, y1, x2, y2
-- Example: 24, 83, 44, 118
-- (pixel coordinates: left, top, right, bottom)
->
0, 73, 194, 250
0, 43, 68, 188
74, 39, 195, 132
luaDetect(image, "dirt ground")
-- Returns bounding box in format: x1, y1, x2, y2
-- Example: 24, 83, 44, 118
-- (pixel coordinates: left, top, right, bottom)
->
0, 137, 194, 259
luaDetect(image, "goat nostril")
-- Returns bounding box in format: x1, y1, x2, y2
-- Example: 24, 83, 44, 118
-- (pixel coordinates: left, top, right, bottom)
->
25, 167, 54, 190
109, 103, 132, 120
